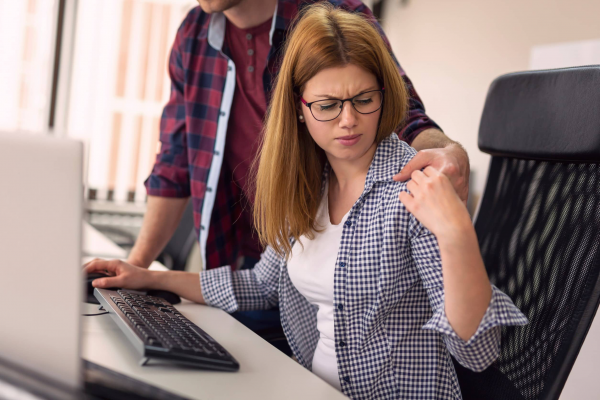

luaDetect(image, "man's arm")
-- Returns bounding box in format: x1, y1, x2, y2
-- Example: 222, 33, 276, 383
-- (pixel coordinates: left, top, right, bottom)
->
126, 196, 189, 269
130, 13, 194, 268
395, 128, 471, 204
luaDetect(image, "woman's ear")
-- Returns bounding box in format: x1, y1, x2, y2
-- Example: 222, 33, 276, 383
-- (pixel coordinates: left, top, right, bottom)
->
294, 92, 306, 124
297, 104, 305, 123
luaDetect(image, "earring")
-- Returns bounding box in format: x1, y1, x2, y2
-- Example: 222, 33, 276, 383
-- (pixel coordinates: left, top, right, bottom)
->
299, 115, 304, 122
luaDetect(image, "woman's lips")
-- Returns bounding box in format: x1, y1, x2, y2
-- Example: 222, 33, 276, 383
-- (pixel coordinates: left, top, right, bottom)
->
336, 134, 362, 146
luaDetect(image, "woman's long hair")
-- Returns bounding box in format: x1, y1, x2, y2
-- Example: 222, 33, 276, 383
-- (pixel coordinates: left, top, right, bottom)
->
253, 2, 409, 257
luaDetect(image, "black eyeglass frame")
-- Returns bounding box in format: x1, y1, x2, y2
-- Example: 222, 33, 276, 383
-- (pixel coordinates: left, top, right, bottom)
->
300, 88, 385, 122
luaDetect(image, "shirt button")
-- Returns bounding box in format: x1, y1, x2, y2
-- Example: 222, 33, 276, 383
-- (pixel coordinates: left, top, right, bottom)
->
227, 66, 232, 71
339, 340, 346, 347
201, 225, 206, 230
339, 262, 346, 268
337, 304, 343, 311
248, 66, 254, 73
220, 111, 226, 116
247, 49, 254, 56
344, 221, 352, 227
206, 187, 213, 192
246, 33, 252, 40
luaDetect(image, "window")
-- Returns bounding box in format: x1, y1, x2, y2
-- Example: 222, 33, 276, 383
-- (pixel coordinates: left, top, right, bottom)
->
0, 0, 59, 133
67, 0, 196, 203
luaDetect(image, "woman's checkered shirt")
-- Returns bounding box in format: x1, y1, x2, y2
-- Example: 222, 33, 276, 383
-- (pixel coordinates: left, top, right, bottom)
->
201, 134, 528, 399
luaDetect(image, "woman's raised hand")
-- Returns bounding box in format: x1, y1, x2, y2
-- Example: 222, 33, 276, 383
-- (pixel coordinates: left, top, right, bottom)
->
398, 166, 472, 238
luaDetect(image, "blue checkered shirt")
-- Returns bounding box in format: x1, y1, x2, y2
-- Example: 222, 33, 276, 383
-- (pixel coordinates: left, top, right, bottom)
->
200, 134, 528, 399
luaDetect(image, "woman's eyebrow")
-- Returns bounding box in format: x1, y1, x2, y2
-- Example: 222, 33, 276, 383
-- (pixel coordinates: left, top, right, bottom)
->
313, 86, 379, 99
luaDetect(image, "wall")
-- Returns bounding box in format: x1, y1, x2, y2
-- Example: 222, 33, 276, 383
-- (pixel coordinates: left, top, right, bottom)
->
381, 0, 600, 200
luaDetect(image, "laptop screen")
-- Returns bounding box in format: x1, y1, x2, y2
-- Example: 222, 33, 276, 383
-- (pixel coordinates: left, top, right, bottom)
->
0, 131, 83, 390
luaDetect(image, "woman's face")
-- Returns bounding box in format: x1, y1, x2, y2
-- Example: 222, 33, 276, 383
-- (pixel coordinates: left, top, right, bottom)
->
299, 64, 382, 164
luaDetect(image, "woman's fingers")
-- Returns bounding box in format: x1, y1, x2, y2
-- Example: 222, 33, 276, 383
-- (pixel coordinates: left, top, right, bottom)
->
83, 258, 100, 269
422, 166, 438, 177
92, 275, 123, 289
406, 180, 418, 197
410, 169, 426, 185
398, 191, 416, 213
84, 259, 121, 275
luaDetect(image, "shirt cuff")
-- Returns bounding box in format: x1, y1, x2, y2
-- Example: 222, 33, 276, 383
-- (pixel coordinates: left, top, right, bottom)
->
423, 285, 528, 346
144, 170, 191, 198
200, 266, 239, 313
400, 119, 443, 146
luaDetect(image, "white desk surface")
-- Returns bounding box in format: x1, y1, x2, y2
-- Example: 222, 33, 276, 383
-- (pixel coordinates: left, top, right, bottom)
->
81, 223, 346, 400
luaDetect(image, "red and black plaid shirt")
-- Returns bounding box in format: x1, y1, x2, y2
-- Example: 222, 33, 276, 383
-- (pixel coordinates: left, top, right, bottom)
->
145, 0, 441, 270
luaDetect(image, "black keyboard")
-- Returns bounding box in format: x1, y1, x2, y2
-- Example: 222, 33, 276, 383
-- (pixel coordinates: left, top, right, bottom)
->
94, 288, 239, 371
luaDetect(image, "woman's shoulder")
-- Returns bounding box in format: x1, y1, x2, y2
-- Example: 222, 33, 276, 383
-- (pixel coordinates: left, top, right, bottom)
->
371, 133, 418, 194
363, 135, 420, 232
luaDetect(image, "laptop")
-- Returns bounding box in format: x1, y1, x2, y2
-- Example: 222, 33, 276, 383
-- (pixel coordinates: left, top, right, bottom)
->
0, 131, 83, 392
0, 132, 188, 399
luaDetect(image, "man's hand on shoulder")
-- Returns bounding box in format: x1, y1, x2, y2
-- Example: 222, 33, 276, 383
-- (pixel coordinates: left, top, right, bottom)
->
394, 129, 470, 204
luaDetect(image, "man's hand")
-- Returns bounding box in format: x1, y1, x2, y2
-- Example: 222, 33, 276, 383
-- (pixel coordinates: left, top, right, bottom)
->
394, 143, 470, 204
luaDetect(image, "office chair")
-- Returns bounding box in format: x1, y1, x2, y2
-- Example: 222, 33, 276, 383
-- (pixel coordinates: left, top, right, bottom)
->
453, 66, 600, 400
156, 200, 197, 271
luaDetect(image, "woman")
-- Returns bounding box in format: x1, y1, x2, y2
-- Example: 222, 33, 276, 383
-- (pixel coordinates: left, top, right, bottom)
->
86, 4, 527, 399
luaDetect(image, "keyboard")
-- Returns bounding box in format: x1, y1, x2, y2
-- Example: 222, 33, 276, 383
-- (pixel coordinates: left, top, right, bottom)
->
94, 288, 239, 371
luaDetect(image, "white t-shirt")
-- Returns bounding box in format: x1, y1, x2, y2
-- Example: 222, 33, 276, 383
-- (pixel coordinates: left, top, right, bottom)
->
287, 188, 348, 391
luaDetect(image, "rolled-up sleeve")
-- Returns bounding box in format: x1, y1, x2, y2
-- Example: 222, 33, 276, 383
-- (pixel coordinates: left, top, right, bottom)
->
144, 18, 190, 198
200, 245, 281, 313
422, 285, 528, 372
409, 217, 528, 372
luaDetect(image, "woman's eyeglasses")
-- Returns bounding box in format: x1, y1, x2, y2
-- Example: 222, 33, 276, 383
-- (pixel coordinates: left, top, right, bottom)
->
300, 88, 384, 122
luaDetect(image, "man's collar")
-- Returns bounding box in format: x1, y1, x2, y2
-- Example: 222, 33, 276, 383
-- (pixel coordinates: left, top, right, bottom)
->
207, 0, 287, 51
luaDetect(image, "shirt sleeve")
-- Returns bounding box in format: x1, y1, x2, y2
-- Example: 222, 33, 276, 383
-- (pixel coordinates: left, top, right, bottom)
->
199, 245, 281, 313
349, 1, 443, 145
144, 17, 191, 198
408, 215, 529, 372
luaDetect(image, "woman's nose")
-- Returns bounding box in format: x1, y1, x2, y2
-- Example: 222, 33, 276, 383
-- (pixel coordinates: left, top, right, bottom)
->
338, 101, 358, 129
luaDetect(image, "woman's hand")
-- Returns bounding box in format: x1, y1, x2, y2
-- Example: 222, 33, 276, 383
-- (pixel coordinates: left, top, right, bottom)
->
84, 259, 156, 290
400, 166, 493, 341
84, 259, 206, 304
398, 166, 472, 238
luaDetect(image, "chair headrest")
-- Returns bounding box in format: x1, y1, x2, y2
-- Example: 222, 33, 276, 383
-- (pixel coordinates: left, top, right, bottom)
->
479, 66, 600, 162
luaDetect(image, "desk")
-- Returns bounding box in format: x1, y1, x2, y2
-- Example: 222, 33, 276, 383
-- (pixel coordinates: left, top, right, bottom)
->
81, 223, 346, 400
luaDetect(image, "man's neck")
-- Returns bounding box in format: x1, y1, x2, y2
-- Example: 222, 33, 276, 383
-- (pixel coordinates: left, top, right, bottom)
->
224, 0, 277, 29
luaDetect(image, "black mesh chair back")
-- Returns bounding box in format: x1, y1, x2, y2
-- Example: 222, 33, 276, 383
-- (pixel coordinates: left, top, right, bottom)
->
453, 66, 600, 400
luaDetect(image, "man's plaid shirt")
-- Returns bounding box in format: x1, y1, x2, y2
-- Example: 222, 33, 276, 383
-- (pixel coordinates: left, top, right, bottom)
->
144, 0, 442, 270
200, 134, 529, 399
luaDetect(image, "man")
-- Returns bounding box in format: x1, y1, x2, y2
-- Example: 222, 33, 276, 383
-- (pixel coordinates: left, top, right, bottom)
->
95, 0, 470, 352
